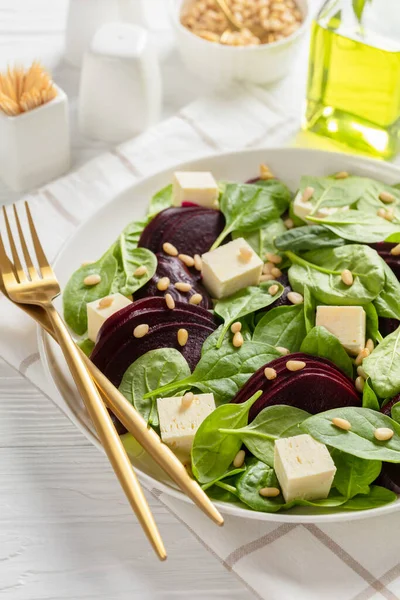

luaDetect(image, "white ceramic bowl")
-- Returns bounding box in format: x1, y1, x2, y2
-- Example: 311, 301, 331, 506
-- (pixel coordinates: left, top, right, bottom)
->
169, 0, 310, 85
39, 147, 400, 524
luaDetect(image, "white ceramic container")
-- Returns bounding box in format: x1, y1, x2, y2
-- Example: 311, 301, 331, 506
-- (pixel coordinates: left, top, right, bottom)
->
0, 86, 70, 192
78, 23, 162, 144
170, 0, 310, 85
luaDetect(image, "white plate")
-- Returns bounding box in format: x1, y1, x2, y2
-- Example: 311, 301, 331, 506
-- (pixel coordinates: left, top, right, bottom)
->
39, 147, 400, 523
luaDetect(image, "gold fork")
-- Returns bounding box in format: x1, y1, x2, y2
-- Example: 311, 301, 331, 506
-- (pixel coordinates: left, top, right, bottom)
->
0, 202, 166, 560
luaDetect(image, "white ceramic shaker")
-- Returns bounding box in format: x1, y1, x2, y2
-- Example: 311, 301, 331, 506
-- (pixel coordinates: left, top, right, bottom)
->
65, 0, 145, 68
78, 23, 162, 143
0, 87, 70, 192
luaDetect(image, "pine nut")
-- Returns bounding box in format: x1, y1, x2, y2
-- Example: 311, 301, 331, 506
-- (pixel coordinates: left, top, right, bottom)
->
284, 218, 294, 229
276, 346, 290, 355
179, 253, 195, 267
390, 244, 400, 256
157, 277, 170, 291
355, 348, 370, 366
181, 392, 194, 408
264, 367, 277, 380
260, 274, 275, 282
366, 338, 374, 353
81, 260, 95, 267
233, 331, 244, 348
175, 282, 192, 292
355, 376, 365, 393
377, 208, 387, 218
98, 296, 113, 309
332, 417, 351, 431
259, 487, 280, 497
269, 284, 279, 296
341, 269, 353, 286
374, 427, 394, 441
301, 186, 314, 203
286, 360, 306, 372
165, 293, 175, 309
193, 254, 202, 271
384, 209, 395, 222
271, 267, 282, 278
260, 164, 274, 180
83, 274, 101, 286
189, 293, 203, 305
263, 262, 274, 274
334, 171, 349, 179
133, 324, 149, 338
177, 328, 188, 346
379, 191, 395, 203
163, 242, 178, 256
265, 252, 282, 264
239, 246, 253, 263
357, 366, 368, 379
231, 321, 242, 333
287, 291, 304, 305
233, 449, 246, 468
134, 265, 148, 277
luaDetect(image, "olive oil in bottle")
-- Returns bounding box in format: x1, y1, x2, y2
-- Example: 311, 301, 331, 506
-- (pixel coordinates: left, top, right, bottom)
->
304, 0, 400, 159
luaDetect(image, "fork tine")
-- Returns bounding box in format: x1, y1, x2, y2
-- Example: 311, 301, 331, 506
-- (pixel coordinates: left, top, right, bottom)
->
2, 206, 28, 283
0, 233, 18, 288
11, 204, 42, 282
24, 202, 53, 278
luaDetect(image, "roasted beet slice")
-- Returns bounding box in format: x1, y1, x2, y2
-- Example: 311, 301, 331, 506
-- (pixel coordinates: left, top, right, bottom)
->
231, 353, 361, 419
91, 297, 217, 371
379, 317, 400, 337
369, 242, 400, 279
138, 206, 225, 256
134, 254, 212, 309
102, 322, 215, 387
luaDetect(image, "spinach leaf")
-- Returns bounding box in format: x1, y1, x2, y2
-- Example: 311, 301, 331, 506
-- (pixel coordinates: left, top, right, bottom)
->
275, 225, 345, 253
331, 449, 381, 498
373, 261, 400, 321
357, 179, 400, 222
297, 175, 369, 212
211, 181, 291, 249
287, 245, 385, 306
363, 326, 400, 398
147, 184, 172, 217
364, 303, 382, 345
303, 285, 316, 333
308, 210, 400, 243
63, 252, 118, 335
77, 338, 95, 357
362, 379, 380, 411
145, 341, 281, 405
300, 326, 354, 379
219, 405, 310, 466
233, 218, 287, 259
338, 486, 396, 510
303, 407, 400, 462
201, 467, 246, 491
214, 282, 284, 347
191, 391, 261, 484
119, 348, 191, 427
391, 402, 400, 424
253, 305, 306, 352
385, 232, 400, 243
121, 218, 149, 247
112, 242, 157, 296
201, 322, 252, 355
206, 483, 242, 503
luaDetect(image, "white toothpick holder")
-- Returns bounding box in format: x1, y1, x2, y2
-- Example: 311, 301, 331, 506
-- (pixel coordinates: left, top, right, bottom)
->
79, 23, 162, 144
0, 86, 70, 192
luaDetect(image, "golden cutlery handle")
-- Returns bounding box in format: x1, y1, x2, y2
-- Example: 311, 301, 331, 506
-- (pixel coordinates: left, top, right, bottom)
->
80, 353, 224, 527
45, 304, 167, 559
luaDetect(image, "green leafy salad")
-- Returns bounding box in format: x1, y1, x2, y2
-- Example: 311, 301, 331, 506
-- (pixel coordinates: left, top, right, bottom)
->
63, 165, 400, 515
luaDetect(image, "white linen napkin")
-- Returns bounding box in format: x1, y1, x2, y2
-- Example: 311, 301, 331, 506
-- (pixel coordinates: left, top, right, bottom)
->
1, 82, 400, 600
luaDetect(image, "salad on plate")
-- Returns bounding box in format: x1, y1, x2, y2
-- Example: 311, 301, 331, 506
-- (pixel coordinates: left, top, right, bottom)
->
62, 164, 400, 515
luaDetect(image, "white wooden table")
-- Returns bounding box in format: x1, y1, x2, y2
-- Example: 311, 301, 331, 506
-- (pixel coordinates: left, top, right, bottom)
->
0, 2, 253, 597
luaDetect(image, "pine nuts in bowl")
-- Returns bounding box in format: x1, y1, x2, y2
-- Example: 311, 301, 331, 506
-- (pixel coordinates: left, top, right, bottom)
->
170, 0, 309, 84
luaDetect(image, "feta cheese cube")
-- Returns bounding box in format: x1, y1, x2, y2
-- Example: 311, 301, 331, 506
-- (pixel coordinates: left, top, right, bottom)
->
157, 393, 216, 463
87, 293, 132, 342
316, 305, 366, 356
172, 171, 219, 208
293, 190, 349, 223
274, 434, 336, 503
201, 238, 263, 299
